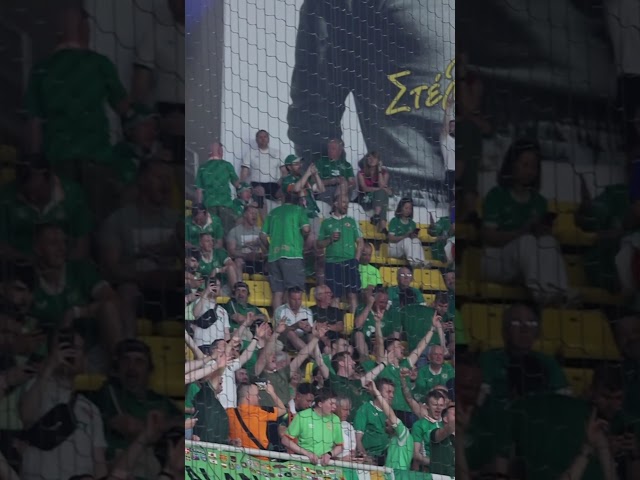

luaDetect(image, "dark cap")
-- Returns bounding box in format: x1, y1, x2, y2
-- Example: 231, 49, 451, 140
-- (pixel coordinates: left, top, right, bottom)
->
115, 338, 152, 360
233, 281, 250, 292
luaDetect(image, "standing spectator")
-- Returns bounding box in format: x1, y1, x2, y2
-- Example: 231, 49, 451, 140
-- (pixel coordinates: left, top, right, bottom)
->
229, 382, 287, 450
192, 365, 229, 444
282, 388, 344, 464
240, 130, 284, 211
440, 95, 456, 204
310, 285, 345, 342
227, 205, 266, 276
354, 287, 399, 358
317, 195, 364, 313
328, 352, 371, 421
387, 266, 425, 309
353, 378, 395, 464
335, 396, 358, 460
185, 203, 223, 250
480, 139, 575, 305
428, 212, 455, 267
430, 405, 456, 478
188, 277, 231, 350
0, 154, 93, 260
260, 196, 310, 311
272, 287, 315, 352
24, 6, 129, 182
315, 139, 356, 204
387, 198, 427, 267
196, 233, 237, 292
409, 388, 447, 469
195, 143, 240, 233
358, 243, 382, 296
357, 151, 392, 233
18, 329, 107, 480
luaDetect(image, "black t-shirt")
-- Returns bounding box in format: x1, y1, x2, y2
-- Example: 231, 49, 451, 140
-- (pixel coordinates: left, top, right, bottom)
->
310, 305, 344, 325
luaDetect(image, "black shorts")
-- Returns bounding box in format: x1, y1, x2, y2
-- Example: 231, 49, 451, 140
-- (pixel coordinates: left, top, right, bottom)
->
325, 259, 361, 297
251, 182, 280, 200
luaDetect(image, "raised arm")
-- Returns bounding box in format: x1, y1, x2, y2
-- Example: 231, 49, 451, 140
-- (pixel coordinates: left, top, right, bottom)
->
367, 381, 398, 425
399, 374, 423, 418
407, 313, 442, 368
255, 319, 286, 376
185, 331, 204, 360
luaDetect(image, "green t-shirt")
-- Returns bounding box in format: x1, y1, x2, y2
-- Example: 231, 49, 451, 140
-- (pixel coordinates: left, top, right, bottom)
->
185, 215, 224, 247
428, 217, 452, 262
480, 349, 568, 405
388, 217, 417, 238
414, 363, 455, 399
385, 421, 414, 471
429, 426, 455, 477
223, 300, 263, 332
195, 159, 239, 208
262, 203, 309, 261
185, 383, 201, 418
31, 260, 105, 332
508, 393, 608, 480
354, 304, 400, 339
353, 401, 390, 456
281, 174, 320, 218
318, 215, 362, 263
482, 186, 548, 232
25, 48, 127, 166
399, 304, 442, 352
454, 308, 466, 345
576, 184, 630, 290
192, 383, 230, 444
362, 359, 413, 412
464, 395, 512, 472
286, 408, 343, 456
387, 286, 425, 310
90, 380, 181, 458
230, 198, 251, 218
197, 249, 230, 283
0, 179, 93, 254
315, 157, 355, 181
359, 264, 382, 289
411, 417, 442, 459
327, 374, 370, 422
258, 367, 293, 408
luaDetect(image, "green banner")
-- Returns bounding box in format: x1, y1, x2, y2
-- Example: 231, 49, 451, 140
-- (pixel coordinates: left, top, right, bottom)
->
185, 442, 394, 480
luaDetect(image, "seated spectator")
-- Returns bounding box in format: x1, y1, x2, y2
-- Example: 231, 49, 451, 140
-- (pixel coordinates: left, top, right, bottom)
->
357, 151, 391, 233
354, 378, 396, 464
260, 192, 310, 311
429, 405, 455, 478
229, 382, 287, 450
282, 388, 344, 464
90, 339, 181, 479
358, 243, 382, 297
185, 203, 223, 249
230, 182, 259, 222
0, 154, 92, 261
387, 266, 425, 309
31, 223, 123, 365
223, 281, 268, 335
226, 205, 265, 276
354, 287, 399, 358
317, 195, 363, 313
196, 233, 237, 293
99, 160, 183, 329
480, 139, 576, 305
387, 198, 427, 267
240, 130, 284, 212
399, 301, 449, 366
315, 139, 356, 205
273, 287, 315, 351
195, 142, 240, 233
310, 286, 345, 343
479, 303, 570, 409
335, 396, 362, 462
428, 212, 454, 267
18, 328, 107, 480
440, 94, 455, 204
280, 155, 325, 274
188, 276, 231, 351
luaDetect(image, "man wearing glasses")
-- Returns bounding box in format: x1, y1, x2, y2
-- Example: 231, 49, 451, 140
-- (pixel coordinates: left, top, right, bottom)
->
387, 266, 425, 310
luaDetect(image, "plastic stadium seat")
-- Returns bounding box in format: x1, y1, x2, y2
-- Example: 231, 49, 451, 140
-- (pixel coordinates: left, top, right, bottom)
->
185, 199, 192, 217
414, 269, 447, 291
378, 244, 407, 266
552, 213, 596, 247
251, 273, 268, 281
151, 364, 184, 397
460, 303, 506, 350
304, 362, 314, 383
242, 273, 251, 280
359, 221, 386, 241
564, 368, 594, 396
460, 247, 528, 300
137, 317, 153, 336
244, 280, 272, 307
74, 374, 106, 392
258, 307, 270, 321
423, 248, 446, 268
302, 290, 316, 308
416, 224, 437, 243
564, 255, 624, 306
344, 312, 355, 335
542, 309, 620, 360
138, 336, 185, 370
478, 282, 528, 302
155, 320, 184, 337
548, 200, 578, 214
217, 296, 230, 304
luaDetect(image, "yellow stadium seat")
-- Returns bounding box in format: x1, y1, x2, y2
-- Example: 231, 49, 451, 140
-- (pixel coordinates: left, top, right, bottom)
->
138, 336, 185, 371
137, 318, 153, 336
478, 282, 528, 301
460, 303, 506, 350
414, 269, 447, 291
564, 255, 624, 306
380, 266, 399, 287
424, 248, 447, 268
251, 273, 268, 281
185, 345, 194, 361
242, 273, 251, 280
548, 200, 578, 214
217, 296, 230, 304
416, 224, 437, 243
344, 312, 355, 335
542, 309, 620, 360
258, 307, 270, 321
150, 365, 184, 397
244, 280, 272, 307
564, 368, 594, 396
74, 374, 106, 392
185, 199, 192, 217
359, 221, 386, 241
378, 243, 407, 266
460, 247, 527, 300
155, 320, 184, 337
552, 213, 596, 247
304, 362, 315, 383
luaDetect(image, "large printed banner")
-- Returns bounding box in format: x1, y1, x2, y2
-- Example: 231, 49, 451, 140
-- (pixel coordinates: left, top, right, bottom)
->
184, 442, 411, 480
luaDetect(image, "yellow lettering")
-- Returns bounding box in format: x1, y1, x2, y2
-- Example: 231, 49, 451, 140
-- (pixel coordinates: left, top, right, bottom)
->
445, 58, 455, 80
410, 85, 428, 110
442, 81, 455, 110
425, 73, 443, 108
385, 70, 412, 116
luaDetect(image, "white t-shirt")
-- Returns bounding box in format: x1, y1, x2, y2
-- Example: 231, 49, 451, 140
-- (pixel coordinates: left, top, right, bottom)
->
241, 147, 282, 183
135, 0, 185, 103
440, 132, 455, 171
189, 299, 230, 346
218, 359, 242, 409
338, 421, 357, 458
20, 378, 106, 480
273, 304, 314, 335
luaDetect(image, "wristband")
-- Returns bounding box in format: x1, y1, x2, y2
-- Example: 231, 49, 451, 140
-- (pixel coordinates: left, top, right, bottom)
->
379, 361, 387, 368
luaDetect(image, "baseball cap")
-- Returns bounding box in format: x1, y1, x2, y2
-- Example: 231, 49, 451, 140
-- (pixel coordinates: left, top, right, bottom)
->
237, 182, 252, 193
284, 154, 302, 166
